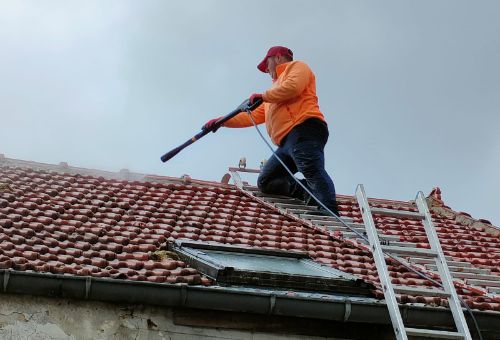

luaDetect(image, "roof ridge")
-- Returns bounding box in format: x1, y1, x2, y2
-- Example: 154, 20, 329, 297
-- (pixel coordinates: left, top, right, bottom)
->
0, 155, 233, 190
144, 174, 232, 189
0, 155, 146, 181
1, 155, 427, 207
427, 194, 499, 235
3, 154, 495, 234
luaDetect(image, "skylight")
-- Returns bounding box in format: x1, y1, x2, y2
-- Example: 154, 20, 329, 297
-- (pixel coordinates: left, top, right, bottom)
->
169, 240, 373, 296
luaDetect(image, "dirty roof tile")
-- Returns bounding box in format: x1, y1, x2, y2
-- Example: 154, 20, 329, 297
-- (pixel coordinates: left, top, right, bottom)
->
0, 164, 499, 312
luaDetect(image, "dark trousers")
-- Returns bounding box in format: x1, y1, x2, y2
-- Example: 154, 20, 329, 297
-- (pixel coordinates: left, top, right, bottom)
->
257, 118, 338, 213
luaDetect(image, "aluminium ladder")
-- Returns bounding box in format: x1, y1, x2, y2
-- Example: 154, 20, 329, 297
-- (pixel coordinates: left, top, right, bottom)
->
355, 184, 472, 340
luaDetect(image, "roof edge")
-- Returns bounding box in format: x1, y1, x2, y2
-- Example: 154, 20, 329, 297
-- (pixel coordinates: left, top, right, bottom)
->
1, 269, 499, 334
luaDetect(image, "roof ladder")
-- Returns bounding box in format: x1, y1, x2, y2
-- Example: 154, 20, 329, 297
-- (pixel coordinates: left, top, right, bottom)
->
355, 184, 472, 340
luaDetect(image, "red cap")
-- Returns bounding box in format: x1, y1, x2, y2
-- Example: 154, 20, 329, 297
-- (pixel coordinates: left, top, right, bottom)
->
257, 46, 293, 73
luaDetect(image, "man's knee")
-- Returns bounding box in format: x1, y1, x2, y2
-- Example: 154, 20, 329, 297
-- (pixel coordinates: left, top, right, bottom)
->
257, 174, 283, 194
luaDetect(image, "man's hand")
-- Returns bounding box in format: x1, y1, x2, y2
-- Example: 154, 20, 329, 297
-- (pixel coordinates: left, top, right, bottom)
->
202, 117, 223, 132
249, 93, 263, 106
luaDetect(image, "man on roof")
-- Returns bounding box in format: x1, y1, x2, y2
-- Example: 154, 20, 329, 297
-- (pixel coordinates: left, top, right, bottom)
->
204, 46, 339, 216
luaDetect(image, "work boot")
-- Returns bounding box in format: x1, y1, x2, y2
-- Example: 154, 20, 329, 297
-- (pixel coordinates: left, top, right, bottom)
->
328, 201, 340, 216
298, 179, 318, 207
290, 179, 309, 201
303, 190, 314, 206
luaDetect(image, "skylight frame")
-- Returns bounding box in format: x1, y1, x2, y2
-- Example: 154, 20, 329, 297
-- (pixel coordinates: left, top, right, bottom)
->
169, 240, 373, 296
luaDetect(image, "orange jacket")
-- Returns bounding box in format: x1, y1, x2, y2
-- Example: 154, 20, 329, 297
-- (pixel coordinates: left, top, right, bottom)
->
224, 60, 326, 145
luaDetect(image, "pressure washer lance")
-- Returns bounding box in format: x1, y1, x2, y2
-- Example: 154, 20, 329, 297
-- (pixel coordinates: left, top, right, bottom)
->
160, 98, 263, 163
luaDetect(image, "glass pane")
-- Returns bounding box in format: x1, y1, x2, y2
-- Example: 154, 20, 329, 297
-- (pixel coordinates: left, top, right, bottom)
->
200, 249, 343, 278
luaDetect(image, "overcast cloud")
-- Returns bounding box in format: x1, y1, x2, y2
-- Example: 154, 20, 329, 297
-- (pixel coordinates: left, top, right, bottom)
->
1, 0, 499, 226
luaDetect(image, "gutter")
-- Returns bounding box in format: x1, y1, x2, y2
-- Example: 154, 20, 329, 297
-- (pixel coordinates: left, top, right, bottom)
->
1, 269, 499, 333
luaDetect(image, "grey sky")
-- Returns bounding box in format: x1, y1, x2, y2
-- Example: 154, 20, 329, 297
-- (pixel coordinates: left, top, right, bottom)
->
1, 1, 499, 226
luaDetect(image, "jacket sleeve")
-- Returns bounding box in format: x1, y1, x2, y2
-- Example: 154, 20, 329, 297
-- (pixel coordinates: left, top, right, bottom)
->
262, 61, 310, 103
223, 103, 265, 128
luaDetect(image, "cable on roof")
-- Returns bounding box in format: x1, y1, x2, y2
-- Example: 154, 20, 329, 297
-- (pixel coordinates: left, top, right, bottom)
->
246, 109, 483, 340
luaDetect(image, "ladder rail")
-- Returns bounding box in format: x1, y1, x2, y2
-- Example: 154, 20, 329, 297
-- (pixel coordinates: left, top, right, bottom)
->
415, 191, 473, 338
355, 185, 408, 340
356, 185, 473, 340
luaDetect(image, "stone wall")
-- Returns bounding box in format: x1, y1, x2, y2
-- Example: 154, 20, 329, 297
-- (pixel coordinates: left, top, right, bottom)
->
0, 294, 346, 340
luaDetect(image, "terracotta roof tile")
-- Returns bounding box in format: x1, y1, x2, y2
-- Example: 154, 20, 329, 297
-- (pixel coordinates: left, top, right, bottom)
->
0, 163, 499, 311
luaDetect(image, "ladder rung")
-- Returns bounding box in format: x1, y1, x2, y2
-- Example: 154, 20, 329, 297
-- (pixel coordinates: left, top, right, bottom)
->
300, 214, 353, 222
426, 265, 491, 275
409, 258, 472, 268
312, 219, 365, 228
393, 285, 451, 298
328, 227, 399, 244
378, 234, 401, 242
452, 272, 500, 282
405, 328, 465, 339
381, 245, 437, 258
289, 209, 320, 215
386, 241, 420, 248
370, 207, 425, 220
324, 225, 365, 233
264, 197, 303, 204
466, 279, 500, 287
489, 287, 500, 294
317, 221, 364, 228
229, 167, 260, 174
275, 202, 317, 210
